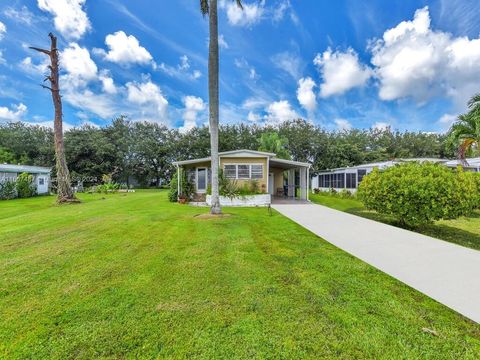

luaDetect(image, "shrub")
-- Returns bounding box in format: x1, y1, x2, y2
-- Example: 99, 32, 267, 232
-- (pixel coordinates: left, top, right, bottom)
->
16, 173, 36, 198
358, 163, 478, 227
339, 189, 353, 199
0, 180, 17, 200
168, 170, 194, 202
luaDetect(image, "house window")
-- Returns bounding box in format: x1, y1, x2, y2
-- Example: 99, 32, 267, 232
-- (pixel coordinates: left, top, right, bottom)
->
237, 165, 250, 179
223, 164, 264, 180
224, 165, 236, 179
251, 165, 263, 179
346, 173, 357, 189
358, 169, 367, 183
39, 178, 45, 186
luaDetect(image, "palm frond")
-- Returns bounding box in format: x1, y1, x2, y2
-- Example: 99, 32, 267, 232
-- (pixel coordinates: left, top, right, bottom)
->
235, 0, 244, 10
467, 93, 480, 109
200, 0, 209, 15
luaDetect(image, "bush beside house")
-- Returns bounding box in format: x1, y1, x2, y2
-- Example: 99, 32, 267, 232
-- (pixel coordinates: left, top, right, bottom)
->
358, 163, 478, 227
0, 172, 37, 200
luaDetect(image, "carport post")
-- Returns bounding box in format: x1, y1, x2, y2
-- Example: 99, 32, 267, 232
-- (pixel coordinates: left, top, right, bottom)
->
177, 165, 180, 200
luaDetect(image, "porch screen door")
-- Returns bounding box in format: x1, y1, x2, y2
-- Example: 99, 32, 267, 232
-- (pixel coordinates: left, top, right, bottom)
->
197, 168, 207, 192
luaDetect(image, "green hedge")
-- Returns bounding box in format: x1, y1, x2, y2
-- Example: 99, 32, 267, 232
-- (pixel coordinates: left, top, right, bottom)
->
358, 163, 478, 227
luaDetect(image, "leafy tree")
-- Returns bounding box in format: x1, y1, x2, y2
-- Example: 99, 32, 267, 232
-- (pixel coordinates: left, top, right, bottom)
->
0, 122, 54, 166
131, 122, 177, 187
277, 119, 317, 162
65, 125, 117, 185
450, 93, 480, 159
0, 147, 15, 164
258, 131, 291, 159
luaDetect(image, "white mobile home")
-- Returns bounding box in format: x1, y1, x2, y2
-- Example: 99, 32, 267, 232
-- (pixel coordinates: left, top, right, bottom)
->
445, 157, 480, 172
311, 158, 448, 192
0, 164, 51, 194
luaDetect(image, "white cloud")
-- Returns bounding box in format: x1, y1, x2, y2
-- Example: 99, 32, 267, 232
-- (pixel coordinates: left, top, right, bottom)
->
25, 120, 75, 132
234, 58, 257, 80
437, 113, 457, 131
98, 70, 117, 94
61, 43, 98, 86
273, 0, 290, 22
296, 77, 316, 113
4, 6, 35, 25
101, 31, 153, 66
264, 100, 298, 124
126, 79, 168, 122
247, 111, 261, 122
218, 34, 229, 49
314, 47, 372, 98
37, 0, 90, 40
272, 51, 302, 79
242, 97, 268, 110
62, 88, 118, 119
19, 57, 49, 73
221, 0, 264, 27
372, 122, 390, 131
0, 103, 27, 122
0, 21, 6, 40
178, 55, 189, 70
370, 6, 480, 106
180, 96, 206, 132
157, 55, 202, 80
334, 118, 352, 131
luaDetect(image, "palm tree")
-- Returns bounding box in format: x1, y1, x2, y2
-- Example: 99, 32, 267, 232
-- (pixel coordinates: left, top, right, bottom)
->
450, 93, 480, 161
200, 0, 242, 214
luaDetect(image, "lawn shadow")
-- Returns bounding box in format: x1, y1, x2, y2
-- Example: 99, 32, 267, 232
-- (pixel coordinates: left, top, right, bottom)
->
345, 208, 480, 251
417, 224, 480, 251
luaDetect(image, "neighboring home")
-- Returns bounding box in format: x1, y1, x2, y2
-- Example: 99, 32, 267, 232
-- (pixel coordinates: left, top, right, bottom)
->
173, 150, 311, 205
0, 164, 51, 194
311, 158, 448, 192
445, 157, 480, 172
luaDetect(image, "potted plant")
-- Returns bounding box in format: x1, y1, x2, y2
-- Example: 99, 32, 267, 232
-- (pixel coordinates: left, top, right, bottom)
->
178, 194, 188, 204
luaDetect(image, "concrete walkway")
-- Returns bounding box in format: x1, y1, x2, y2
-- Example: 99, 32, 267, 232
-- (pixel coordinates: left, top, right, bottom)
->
272, 203, 480, 323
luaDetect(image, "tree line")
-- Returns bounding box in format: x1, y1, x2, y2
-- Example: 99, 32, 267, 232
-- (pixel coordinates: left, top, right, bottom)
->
0, 117, 457, 187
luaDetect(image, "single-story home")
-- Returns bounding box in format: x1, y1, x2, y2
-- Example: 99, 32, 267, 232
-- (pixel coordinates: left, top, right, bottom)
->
173, 149, 311, 205
312, 157, 480, 192
444, 157, 480, 172
0, 164, 51, 194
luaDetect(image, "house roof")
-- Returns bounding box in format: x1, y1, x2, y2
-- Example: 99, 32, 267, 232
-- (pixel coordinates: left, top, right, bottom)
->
317, 158, 448, 173
173, 149, 310, 168
445, 157, 480, 168
0, 164, 51, 174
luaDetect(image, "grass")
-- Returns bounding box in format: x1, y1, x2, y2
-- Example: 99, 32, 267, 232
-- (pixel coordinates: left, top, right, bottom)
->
310, 192, 480, 251
0, 190, 479, 358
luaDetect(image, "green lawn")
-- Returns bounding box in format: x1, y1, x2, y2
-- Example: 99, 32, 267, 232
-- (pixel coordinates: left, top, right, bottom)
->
1, 191, 479, 358
310, 192, 480, 251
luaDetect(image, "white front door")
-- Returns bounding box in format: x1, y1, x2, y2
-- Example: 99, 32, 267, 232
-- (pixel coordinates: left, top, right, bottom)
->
268, 173, 274, 195
196, 168, 207, 193
37, 176, 48, 194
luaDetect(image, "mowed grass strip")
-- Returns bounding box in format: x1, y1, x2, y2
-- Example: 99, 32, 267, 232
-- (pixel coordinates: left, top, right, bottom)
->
0, 190, 479, 359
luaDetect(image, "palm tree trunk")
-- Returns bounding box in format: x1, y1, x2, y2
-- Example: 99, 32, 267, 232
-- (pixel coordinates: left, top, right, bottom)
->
43, 34, 76, 203
208, 0, 221, 214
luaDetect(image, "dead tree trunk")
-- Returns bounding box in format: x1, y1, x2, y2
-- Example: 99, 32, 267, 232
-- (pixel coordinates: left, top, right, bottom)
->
31, 33, 77, 203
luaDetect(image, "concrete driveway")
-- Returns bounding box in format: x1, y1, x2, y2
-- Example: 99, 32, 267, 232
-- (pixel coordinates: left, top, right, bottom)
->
272, 202, 480, 323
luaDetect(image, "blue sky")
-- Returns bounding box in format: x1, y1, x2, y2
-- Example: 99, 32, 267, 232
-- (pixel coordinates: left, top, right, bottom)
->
0, 0, 479, 132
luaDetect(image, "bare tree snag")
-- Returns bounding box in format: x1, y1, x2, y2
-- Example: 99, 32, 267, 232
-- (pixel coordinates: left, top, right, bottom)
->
30, 33, 78, 203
